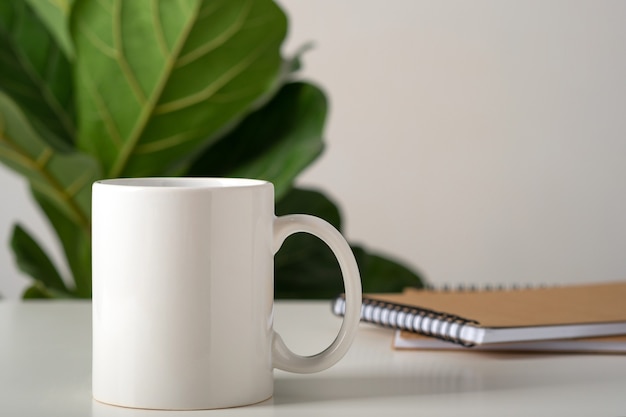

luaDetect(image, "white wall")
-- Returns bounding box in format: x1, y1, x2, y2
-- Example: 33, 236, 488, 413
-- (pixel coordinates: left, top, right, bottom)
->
0, 165, 60, 298
1, 0, 626, 297
284, 0, 626, 287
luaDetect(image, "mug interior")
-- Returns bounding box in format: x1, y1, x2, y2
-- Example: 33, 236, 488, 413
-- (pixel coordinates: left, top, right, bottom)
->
95, 177, 267, 189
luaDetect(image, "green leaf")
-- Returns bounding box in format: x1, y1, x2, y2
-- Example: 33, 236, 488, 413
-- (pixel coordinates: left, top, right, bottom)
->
274, 187, 342, 298
274, 187, 425, 299
352, 246, 425, 293
10, 223, 70, 294
275, 239, 424, 299
276, 187, 341, 230
23, 283, 51, 299
72, 0, 287, 178
24, 0, 75, 59
275, 233, 343, 299
0, 0, 75, 150
285, 41, 314, 74
32, 189, 92, 297
188, 81, 326, 200
22, 281, 75, 299
0, 92, 99, 235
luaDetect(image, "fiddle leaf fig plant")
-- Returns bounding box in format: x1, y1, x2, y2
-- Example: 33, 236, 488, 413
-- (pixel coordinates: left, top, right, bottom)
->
0, 0, 423, 299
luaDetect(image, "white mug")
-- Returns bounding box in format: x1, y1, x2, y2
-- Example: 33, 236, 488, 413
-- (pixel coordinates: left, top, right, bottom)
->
91, 178, 362, 410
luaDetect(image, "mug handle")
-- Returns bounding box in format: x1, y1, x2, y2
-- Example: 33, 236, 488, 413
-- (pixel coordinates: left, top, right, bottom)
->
271, 214, 362, 373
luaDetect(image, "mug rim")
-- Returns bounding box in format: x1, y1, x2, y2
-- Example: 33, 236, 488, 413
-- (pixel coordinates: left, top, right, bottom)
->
94, 177, 270, 189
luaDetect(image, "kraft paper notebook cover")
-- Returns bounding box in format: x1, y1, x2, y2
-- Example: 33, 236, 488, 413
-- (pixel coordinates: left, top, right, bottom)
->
331, 281, 626, 346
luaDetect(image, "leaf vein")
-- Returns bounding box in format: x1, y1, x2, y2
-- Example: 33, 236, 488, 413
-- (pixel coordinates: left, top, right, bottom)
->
78, 22, 117, 58
35, 147, 54, 169
155, 39, 274, 115
113, 0, 147, 104
109, 0, 202, 177
133, 131, 196, 154
48, 0, 70, 14
152, 0, 170, 57
175, 0, 251, 69
80, 70, 124, 148
210, 87, 259, 103
176, 0, 192, 14
0, 124, 89, 230
65, 169, 93, 198
8, 31, 75, 137
198, 0, 222, 20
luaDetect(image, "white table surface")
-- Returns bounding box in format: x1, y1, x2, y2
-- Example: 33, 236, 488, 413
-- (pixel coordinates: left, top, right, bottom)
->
1, 300, 626, 416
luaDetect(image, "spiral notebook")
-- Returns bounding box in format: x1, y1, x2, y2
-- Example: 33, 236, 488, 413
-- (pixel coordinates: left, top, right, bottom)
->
394, 332, 626, 353
332, 281, 626, 347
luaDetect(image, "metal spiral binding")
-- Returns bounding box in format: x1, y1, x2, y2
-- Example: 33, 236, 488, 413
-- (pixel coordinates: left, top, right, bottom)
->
424, 282, 553, 292
332, 296, 478, 347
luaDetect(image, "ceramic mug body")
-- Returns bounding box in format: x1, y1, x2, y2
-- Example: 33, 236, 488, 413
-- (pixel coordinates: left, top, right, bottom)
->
91, 178, 361, 410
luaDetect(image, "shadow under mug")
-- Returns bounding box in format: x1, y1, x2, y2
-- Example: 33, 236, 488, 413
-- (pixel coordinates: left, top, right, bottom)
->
91, 178, 362, 410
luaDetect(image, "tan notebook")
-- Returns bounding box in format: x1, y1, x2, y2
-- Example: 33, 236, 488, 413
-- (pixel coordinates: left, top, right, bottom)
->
331, 281, 626, 346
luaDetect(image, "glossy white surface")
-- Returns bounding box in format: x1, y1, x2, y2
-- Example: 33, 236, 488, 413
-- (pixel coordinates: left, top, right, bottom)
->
272, 215, 362, 373
2, 301, 626, 416
91, 179, 361, 409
